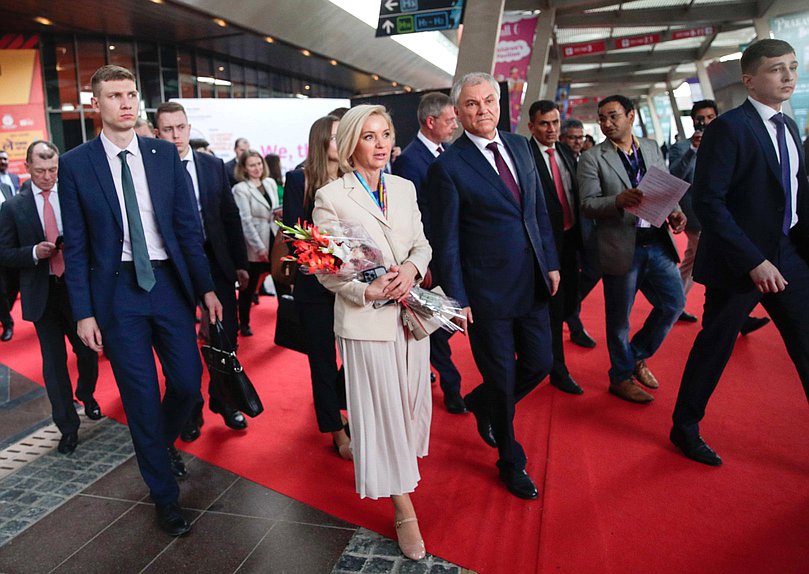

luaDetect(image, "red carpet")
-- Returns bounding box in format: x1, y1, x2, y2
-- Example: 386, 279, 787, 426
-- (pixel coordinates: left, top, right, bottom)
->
2, 272, 808, 573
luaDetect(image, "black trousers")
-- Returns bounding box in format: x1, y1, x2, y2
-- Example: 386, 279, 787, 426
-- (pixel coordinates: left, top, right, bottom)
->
430, 328, 461, 396
238, 261, 269, 329
299, 299, 346, 433
566, 218, 602, 332
550, 229, 582, 380
33, 278, 98, 434
673, 235, 809, 435
0, 267, 18, 328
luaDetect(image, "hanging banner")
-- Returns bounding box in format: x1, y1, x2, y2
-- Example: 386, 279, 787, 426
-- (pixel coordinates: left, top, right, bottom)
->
561, 40, 606, 59
769, 11, 809, 136
0, 42, 48, 180
494, 13, 539, 132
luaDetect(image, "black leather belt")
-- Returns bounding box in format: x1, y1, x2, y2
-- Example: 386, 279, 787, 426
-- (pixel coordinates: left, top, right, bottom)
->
120, 259, 170, 270
635, 228, 660, 246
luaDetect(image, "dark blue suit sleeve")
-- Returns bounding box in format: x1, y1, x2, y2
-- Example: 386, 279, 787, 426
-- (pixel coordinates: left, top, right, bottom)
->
216, 158, 248, 270
282, 170, 306, 227
0, 202, 36, 269
533, 167, 560, 273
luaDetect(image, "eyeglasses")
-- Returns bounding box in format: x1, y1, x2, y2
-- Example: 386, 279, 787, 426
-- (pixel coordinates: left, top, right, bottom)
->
598, 112, 625, 125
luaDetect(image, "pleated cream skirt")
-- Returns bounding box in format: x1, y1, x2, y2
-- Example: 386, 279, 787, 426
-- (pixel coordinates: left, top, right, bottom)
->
337, 326, 431, 500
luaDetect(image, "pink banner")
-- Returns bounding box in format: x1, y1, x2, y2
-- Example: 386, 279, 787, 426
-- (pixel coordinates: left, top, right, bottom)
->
494, 14, 539, 132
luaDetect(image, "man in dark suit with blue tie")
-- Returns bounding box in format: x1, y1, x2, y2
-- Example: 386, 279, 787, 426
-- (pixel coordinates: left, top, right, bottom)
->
59, 65, 222, 536
671, 40, 809, 466
392, 92, 468, 414
426, 73, 559, 500
155, 101, 250, 440
0, 141, 100, 454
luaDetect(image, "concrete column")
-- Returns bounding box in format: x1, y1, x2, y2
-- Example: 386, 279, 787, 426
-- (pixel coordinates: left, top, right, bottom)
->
694, 60, 715, 100
454, 0, 506, 81
542, 57, 561, 101
666, 80, 686, 140
518, 9, 556, 136
753, 17, 772, 40
646, 94, 665, 146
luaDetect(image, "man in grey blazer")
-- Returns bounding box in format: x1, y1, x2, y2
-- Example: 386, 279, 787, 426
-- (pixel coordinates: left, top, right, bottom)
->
578, 95, 686, 404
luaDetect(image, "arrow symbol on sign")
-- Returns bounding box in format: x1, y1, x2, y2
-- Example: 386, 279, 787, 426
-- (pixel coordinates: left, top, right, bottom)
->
384, 0, 398, 11
382, 19, 395, 33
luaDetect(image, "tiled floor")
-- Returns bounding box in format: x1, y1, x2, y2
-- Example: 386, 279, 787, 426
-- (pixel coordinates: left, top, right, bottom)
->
0, 364, 470, 574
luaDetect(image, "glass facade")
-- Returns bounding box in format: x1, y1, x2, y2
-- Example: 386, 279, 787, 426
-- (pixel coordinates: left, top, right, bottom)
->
40, 34, 352, 153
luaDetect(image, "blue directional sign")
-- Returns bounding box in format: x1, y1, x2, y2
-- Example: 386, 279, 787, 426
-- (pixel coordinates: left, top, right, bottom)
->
376, 0, 465, 37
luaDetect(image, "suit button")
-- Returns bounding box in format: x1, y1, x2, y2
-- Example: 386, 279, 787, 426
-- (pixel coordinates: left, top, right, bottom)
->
115, 272, 119, 276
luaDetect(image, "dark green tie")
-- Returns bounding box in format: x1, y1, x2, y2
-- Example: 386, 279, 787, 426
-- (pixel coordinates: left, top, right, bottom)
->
118, 150, 156, 291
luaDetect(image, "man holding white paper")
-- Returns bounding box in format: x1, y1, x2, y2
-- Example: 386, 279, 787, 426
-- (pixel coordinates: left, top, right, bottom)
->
578, 95, 686, 404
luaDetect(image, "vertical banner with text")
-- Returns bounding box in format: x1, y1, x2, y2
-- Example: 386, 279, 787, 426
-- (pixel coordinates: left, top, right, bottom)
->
0, 46, 49, 179
494, 14, 539, 132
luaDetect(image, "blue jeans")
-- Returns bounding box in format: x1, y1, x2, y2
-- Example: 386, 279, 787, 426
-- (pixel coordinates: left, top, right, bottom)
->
602, 240, 685, 383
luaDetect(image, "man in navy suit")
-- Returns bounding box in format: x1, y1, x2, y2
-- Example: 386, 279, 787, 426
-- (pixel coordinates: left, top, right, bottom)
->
224, 138, 250, 188
59, 65, 222, 536
527, 100, 584, 396
392, 92, 468, 415
671, 40, 809, 466
0, 141, 100, 454
426, 73, 559, 500
155, 101, 250, 440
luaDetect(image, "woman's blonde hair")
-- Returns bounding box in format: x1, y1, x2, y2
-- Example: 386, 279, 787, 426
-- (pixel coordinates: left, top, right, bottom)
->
336, 105, 395, 175
234, 149, 268, 182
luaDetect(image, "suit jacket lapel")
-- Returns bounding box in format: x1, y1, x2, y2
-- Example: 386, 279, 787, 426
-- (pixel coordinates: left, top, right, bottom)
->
139, 136, 171, 234
0, 183, 11, 201
529, 138, 557, 205
456, 134, 520, 209
345, 171, 390, 228
742, 100, 782, 185
192, 151, 211, 229
89, 137, 124, 232
20, 190, 45, 241
248, 182, 272, 211
602, 144, 632, 189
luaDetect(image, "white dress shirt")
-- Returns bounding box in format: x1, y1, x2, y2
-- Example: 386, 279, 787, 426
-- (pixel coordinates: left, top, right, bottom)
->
31, 181, 63, 268
417, 131, 443, 159
533, 138, 576, 226
465, 130, 520, 188
100, 132, 168, 261
747, 96, 799, 229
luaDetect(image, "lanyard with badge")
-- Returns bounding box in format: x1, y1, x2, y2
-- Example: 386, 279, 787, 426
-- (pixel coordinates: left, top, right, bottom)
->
354, 170, 387, 217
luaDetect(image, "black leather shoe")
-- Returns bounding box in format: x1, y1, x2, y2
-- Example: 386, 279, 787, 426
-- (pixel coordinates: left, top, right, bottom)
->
239, 325, 253, 337
0, 324, 12, 342
57, 432, 78, 454
550, 374, 584, 395
155, 502, 191, 536
570, 329, 596, 348
167, 446, 188, 478
740, 316, 770, 336
678, 311, 698, 323
499, 468, 538, 500
82, 398, 103, 420
430, 372, 436, 384
465, 395, 497, 448
669, 427, 722, 466
180, 413, 203, 442
443, 392, 469, 414
211, 400, 248, 430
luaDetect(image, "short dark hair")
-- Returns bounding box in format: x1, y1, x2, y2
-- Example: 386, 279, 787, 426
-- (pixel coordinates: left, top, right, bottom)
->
26, 140, 59, 164
189, 138, 210, 151
91, 65, 136, 96
233, 137, 249, 150
417, 92, 452, 125
690, 99, 718, 119
561, 118, 584, 133
527, 100, 558, 121
328, 107, 349, 120
741, 39, 795, 75
598, 95, 634, 114
154, 101, 187, 126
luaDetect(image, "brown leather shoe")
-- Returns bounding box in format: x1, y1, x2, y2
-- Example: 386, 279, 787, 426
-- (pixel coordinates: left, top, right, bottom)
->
633, 359, 659, 389
609, 378, 654, 403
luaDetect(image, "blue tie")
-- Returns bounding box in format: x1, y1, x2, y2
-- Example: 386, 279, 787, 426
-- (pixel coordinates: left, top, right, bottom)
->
770, 113, 792, 235
118, 150, 156, 291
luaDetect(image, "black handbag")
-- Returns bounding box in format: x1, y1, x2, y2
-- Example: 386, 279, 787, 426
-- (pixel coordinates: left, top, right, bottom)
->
200, 321, 264, 418
274, 292, 307, 354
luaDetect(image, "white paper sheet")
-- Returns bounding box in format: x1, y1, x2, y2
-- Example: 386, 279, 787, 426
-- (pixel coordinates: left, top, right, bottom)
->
626, 166, 690, 227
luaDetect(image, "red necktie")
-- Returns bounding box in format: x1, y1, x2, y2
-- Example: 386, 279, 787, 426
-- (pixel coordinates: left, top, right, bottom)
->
486, 142, 521, 206
546, 147, 573, 230
41, 190, 64, 277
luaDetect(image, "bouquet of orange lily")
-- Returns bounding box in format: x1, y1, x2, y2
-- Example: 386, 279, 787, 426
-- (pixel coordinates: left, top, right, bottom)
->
275, 220, 466, 336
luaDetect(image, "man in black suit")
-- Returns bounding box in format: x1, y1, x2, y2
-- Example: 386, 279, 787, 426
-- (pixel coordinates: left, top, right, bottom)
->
426, 73, 559, 500
224, 137, 250, 188
155, 101, 250, 440
527, 100, 584, 395
0, 151, 21, 193
0, 141, 100, 454
392, 92, 467, 414
1, 181, 18, 342
671, 39, 809, 466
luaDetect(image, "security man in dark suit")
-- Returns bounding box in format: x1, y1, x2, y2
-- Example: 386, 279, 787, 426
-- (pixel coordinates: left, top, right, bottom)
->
426, 73, 559, 500
154, 101, 250, 440
224, 138, 250, 189
1, 181, 18, 342
392, 92, 467, 414
59, 65, 222, 536
527, 100, 585, 395
0, 141, 100, 454
671, 40, 809, 466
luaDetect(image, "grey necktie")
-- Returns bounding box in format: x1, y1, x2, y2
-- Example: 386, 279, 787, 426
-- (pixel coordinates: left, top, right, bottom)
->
118, 150, 155, 291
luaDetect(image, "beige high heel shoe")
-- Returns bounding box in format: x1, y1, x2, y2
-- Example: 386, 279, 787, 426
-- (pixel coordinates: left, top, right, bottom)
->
394, 517, 426, 560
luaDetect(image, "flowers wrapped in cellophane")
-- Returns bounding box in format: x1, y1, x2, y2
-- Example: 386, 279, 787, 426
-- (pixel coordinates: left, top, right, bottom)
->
276, 219, 465, 335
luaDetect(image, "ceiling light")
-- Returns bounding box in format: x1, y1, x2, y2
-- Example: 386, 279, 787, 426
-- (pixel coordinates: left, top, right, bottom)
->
372, 74, 380, 81
150, 0, 164, 4
109, 45, 116, 50
34, 16, 53, 26
304, 85, 311, 90
301, 49, 311, 56
212, 18, 227, 27
330, 59, 338, 66
264, 36, 274, 43
218, 66, 225, 72
719, 52, 742, 62
391, 81, 398, 87
404, 86, 412, 93
197, 76, 232, 86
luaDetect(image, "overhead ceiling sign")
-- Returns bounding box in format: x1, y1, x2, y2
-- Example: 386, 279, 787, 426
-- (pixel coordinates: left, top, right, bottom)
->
561, 40, 606, 58
671, 26, 716, 40
614, 33, 661, 50
376, 0, 465, 37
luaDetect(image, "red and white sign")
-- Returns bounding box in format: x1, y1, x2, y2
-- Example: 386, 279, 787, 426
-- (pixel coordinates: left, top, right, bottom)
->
614, 33, 661, 50
561, 40, 606, 58
672, 26, 716, 40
